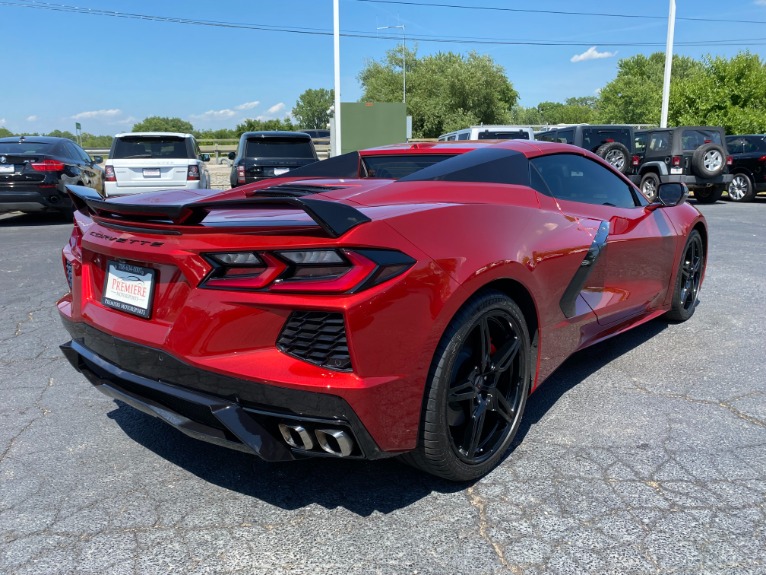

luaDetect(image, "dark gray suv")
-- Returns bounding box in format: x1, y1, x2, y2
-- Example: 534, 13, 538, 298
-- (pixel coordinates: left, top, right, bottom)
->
228, 131, 319, 188
535, 125, 634, 175
631, 126, 732, 203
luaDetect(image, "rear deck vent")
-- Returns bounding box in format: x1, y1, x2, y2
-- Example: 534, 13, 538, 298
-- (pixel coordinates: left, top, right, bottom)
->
277, 311, 351, 371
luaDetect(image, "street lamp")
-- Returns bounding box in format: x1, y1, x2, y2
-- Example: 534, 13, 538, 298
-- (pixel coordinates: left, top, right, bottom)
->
377, 24, 406, 105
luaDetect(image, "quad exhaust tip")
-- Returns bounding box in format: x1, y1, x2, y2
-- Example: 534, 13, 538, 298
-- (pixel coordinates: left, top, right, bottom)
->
278, 423, 354, 457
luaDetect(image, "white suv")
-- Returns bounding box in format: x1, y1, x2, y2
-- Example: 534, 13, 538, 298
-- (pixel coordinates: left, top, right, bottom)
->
104, 132, 210, 197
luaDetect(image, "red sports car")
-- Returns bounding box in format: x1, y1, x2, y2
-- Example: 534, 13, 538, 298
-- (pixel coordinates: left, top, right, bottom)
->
58, 140, 707, 481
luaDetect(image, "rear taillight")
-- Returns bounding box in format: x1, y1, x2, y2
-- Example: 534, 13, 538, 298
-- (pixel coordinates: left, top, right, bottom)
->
104, 165, 116, 182
759, 155, 766, 163
187, 164, 200, 181
31, 159, 65, 171
631, 155, 640, 167
237, 165, 246, 184
201, 249, 415, 294
671, 156, 682, 167
726, 156, 733, 166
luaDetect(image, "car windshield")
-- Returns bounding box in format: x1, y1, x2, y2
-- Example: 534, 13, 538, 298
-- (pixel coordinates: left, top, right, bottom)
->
0, 142, 52, 155
111, 136, 191, 159
244, 138, 315, 159
361, 154, 457, 178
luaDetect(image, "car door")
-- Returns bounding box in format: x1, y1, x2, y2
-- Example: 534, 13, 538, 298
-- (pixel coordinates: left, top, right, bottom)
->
531, 153, 679, 327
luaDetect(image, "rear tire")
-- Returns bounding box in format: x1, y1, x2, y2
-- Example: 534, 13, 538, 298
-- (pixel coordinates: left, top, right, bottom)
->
694, 186, 724, 204
727, 173, 755, 202
640, 173, 661, 202
403, 291, 531, 481
666, 230, 704, 322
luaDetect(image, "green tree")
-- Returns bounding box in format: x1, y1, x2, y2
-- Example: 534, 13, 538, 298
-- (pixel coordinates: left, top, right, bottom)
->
536, 97, 597, 125
596, 53, 702, 125
47, 129, 77, 141
293, 88, 334, 129
132, 116, 194, 133
234, 118, 296, 137
359, 47, 518, 138
672, 52, 766, 133
0, 127, 14, 138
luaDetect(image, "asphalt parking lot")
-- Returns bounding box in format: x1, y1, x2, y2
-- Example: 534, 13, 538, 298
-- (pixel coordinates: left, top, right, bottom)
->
1, 198, 764, 575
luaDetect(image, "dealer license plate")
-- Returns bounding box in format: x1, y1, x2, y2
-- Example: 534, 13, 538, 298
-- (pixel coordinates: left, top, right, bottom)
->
0, 164, 14, 173
102, 261, 156, 318
142, 168, 161, 178
273, 167, 290, 176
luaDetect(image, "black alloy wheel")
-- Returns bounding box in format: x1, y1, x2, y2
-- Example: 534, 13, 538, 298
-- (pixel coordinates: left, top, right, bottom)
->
405, 291, 531, 481
666, 230, 704, 322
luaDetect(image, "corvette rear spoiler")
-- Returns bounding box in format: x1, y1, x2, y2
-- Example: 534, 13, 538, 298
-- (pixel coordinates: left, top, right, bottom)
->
65, 185, 370, 238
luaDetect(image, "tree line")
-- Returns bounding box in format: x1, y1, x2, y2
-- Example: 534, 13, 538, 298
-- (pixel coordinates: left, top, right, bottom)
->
3, 50, 764, 145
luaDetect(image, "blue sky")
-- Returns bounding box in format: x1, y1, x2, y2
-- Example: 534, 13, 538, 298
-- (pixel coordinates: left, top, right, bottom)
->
2, 0, 765, 135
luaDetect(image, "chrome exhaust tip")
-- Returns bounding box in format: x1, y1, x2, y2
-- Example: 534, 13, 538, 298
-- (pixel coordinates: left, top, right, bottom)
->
315, 429, 354, 457
278, 424, 314, 451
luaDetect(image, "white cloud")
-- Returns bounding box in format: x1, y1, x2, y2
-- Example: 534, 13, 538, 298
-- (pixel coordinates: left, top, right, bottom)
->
267, 102, 286, 115
756, 0, 766, 5
571, 46, 617, 63
0, 118, 6, 126
26, 115, 38, 122
191, 108, 237, 121
235, 101, 260, 110
72, 109, 122, 120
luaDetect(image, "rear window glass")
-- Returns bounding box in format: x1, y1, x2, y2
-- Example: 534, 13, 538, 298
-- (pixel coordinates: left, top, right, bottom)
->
0, 142, 52, 155
681, 130, 723, 150
581, 128, 632, 152
361, 154, 456, 179
112, 137, 191, 159
244, 138, 315, 159
727, 136, 766, 154
477, 130, 530, 140
399, 148, 530, 186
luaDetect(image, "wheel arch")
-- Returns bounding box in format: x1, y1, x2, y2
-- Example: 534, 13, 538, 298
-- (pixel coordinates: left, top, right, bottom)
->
639, 163, 666, 177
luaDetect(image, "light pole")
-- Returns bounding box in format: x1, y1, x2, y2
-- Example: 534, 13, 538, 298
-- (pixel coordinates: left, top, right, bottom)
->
377, 24, 406, 105
660, 0, 676, 128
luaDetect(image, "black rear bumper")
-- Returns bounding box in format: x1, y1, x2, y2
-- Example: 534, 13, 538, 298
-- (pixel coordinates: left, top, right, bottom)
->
59, 321, 390, 461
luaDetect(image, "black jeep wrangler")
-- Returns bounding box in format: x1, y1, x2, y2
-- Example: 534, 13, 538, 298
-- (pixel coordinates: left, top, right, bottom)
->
631, 126, 732, 203
535, 125, 634, 175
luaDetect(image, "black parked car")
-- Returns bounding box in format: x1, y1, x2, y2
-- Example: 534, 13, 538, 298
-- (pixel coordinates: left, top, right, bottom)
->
0, 136, 103, 216
535, 125, 634, 175
724, 134, 766, 202
631, 126, 732, 203
228, 131, 319, 187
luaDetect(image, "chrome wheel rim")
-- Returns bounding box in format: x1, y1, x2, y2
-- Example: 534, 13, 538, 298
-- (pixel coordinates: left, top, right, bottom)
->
703, 150, 723, 172
604, 149, 626, 171
728, 175, 748, 200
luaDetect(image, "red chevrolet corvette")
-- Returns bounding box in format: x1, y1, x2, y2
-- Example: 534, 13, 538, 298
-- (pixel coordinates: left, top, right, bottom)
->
58, 140, 706, 481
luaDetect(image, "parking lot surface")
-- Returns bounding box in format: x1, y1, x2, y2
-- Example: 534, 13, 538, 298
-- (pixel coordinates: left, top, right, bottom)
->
1, 199, 764, 574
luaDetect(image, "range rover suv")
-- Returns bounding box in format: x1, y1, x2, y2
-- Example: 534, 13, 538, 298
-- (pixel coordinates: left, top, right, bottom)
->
104, 132, 210, 197
631, 126, 732, 203
228, 131, 319, 187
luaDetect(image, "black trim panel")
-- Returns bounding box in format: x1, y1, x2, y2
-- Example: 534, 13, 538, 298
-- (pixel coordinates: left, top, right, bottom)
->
559, 220, 610, 318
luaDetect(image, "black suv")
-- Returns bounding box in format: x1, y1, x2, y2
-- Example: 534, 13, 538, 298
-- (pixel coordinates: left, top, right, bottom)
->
724, 134, 766, 202
631, 126, 732, 203
535, 125, 634, 175
228, 131, 319, 187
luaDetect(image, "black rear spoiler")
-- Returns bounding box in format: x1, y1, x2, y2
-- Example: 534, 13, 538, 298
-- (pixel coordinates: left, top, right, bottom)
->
65, 185, 370, 238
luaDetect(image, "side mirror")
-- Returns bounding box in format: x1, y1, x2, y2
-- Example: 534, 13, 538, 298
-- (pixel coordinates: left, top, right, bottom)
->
199, 153, 210, 162
656, 182, 688, 207
93, 155, 103, 164
227, 151, 236, 161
